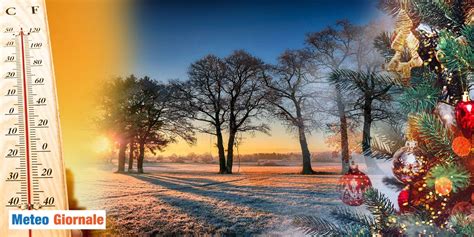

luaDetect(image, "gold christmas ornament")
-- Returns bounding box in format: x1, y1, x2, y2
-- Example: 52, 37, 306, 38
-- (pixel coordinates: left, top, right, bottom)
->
435, 177, 453, 196
385, 7, 423, 85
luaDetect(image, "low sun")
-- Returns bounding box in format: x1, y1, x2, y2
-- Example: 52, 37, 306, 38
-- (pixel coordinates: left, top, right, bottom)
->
93, 136, 111, 153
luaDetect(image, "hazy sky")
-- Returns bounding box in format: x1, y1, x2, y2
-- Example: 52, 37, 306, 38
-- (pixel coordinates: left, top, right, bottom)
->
132, 0, 380, 155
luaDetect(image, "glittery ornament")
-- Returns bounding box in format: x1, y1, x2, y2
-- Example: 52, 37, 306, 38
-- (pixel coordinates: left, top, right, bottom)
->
392, 141, 428, 184
435, 177, 453, 196
452, 135, 471, 157
339, 162, 372, 206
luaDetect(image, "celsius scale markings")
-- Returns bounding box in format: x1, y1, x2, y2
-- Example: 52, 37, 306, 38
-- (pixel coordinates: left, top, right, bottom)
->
1, 1, 70, 237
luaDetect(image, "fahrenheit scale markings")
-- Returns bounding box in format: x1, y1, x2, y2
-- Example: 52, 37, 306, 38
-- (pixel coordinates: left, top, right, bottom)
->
0, 1, 70, 237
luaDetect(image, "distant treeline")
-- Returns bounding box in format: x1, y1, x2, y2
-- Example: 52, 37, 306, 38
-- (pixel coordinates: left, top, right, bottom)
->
145, 151, 338, 164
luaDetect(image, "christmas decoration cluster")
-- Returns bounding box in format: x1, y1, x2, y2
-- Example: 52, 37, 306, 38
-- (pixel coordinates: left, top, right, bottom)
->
335, 1, 474, 236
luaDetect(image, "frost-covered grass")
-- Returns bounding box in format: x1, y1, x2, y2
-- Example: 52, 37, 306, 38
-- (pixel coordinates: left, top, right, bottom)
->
76, 163, 343, 236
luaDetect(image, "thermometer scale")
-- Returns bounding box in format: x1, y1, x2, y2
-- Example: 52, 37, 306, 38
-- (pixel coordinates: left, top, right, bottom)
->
0, 0, 70, 236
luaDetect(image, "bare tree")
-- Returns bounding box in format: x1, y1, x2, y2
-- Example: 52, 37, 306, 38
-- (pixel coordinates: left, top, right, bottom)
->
172, 55, 229, 173
132, 77, 195, 173
174, 51, 269, 174
329, 22, 397, 174
265, 49, 319, 174
223, 50, 269, 174
330, 70, 395, 168
306, 20, 361, 173
98, 75, 141, 172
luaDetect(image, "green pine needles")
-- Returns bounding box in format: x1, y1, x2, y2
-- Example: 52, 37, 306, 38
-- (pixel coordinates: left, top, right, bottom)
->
415, 112, 455, 160
437, 25, 474, 73
292, 215, 371, 237
398, 82, 439, 114
426, 163, 471, 193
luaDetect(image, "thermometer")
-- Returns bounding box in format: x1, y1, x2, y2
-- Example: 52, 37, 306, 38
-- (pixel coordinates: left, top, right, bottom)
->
0, 0, 70, 236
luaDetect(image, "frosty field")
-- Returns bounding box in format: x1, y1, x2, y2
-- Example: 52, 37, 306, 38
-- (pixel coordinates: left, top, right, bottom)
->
74, 162, 346, 236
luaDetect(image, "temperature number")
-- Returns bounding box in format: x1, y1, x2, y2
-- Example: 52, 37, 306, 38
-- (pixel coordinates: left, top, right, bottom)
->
36, 97, 46, 104
6, 89, 16, 95
5, 56, 15, 62
38, 119, 48, 126
5, 71, 15, 78
7, 149, 18, 157
34, 78, 44, 84
7, 172, 19, 180
7, 127, 17, 135
43, 197, 54, 206
29, 28, 41, 33
8, 197, 19, 206
41, 168, 52, 177
30, 42, 42, 49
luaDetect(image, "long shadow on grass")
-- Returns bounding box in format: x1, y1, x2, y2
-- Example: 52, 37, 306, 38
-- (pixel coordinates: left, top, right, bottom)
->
131, 174, 339, 217
145, 174, 340, 203
131, 174, 276, 236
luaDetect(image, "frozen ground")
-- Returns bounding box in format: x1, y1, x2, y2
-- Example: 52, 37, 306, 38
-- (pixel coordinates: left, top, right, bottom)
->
75, 162, 347, 236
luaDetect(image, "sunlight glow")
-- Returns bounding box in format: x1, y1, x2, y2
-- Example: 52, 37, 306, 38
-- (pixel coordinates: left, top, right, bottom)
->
93, 136, 112, 154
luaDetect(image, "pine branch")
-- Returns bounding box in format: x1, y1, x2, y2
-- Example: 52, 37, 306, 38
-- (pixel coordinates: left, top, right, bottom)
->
369, 127, 406, 160
374, 32, 395, 60
413, 0, 464, 32
368, 136, 396, 160
378, 0, 466, 32
426, 163, 471, 193
449, 213, 474, 236
464, 25, 474, 49
292, 215, 370, 236
377, 0, 403, 17
398, 82, 438, 114
363, 188, 398, 234
331, 207, 375, 227
415, 112, 454, 159
329, 69, 401, 92
437, 27, 474, 73
293, 215, 340, 236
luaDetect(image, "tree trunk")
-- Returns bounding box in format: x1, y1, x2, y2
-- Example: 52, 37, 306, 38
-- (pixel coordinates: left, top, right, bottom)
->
298, 125, 314, 174
216, 128, 227, 174
137, 142, 145, 174
335, 87, 350, 174
117, 141, 127, 173
226, 131, 236, 174
362, 100, 383, 174
128, 141, 135, 172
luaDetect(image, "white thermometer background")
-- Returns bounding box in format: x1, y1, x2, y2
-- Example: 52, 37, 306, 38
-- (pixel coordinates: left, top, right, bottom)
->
0, 0, 70, 236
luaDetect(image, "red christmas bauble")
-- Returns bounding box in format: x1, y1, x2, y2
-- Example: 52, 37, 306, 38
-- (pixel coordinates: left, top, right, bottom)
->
455, 93, 474, 138
339, 165, 372, 206
451, 201, 473, 216
398, 188, 411, 213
